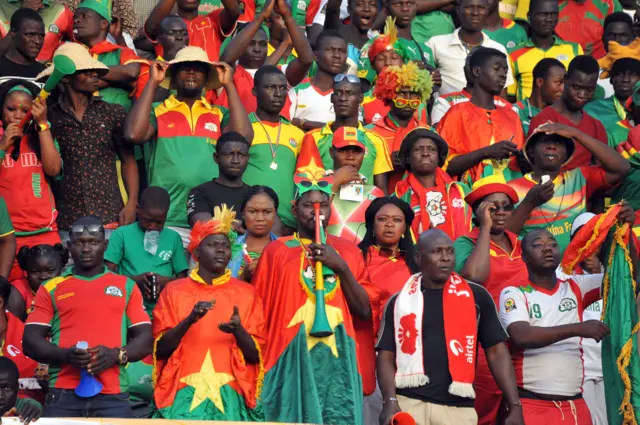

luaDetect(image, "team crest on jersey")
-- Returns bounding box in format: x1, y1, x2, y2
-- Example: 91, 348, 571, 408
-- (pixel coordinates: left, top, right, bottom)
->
507, 41, 516, 48
158, 250, 173, 261
557, 54, 568, 61
290, 138, 298, 148
105, 286, 123, 297
559, 298, 577, 312
204, 123, 218, 132
298, 0, 307, 11
372, 113, 382, 122
504, 298, 516, 312
49, 24, 59, 34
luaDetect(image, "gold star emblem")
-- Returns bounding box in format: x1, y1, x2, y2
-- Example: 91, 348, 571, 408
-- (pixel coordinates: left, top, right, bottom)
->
179, 349, 235, 413
296, 157, 325, 180
287, 298, 345, 357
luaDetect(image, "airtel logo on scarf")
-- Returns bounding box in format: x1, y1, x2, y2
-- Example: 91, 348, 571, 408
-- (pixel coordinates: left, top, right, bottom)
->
447, 275, 471, 298
449, 336, 475, 364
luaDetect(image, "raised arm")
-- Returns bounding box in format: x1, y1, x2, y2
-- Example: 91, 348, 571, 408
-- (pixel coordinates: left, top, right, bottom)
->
278, 0, 314, 86
96, 63, 141, 91
215, 62, 254, 142
124, 61, 166, 144
322, 0, 342, 29
219, 0, 243, 34
31, 99, 62, 177
458, 203, 493, 283
144, 0, 177, 40
415, 0, 456, 12
220, 0, 275, 65
539, 122, 630, 185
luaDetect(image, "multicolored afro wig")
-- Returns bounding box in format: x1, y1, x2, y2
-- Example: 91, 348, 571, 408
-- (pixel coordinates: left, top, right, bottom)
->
373, 61, 433, 103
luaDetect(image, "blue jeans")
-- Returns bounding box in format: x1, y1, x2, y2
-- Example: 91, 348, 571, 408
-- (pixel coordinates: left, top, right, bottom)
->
44, 388, 133, 418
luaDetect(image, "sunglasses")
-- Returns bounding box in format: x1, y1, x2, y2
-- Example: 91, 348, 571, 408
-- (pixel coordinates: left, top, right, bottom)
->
70, 224, 105, 235
491, 204, 515, 212
334, 74, 360, 84
298, 180, 331, 189
393, 97, 421, 109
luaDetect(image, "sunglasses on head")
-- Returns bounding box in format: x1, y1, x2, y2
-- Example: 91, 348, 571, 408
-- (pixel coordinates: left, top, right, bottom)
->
70, 224, 105, 235
334, 74, 360, 84
393, 97, 421, 109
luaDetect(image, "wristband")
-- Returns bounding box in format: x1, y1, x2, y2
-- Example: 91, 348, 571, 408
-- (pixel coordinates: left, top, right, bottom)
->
505, 400, 522, 412
36, 122, 51, 132
383, 397, 398, 404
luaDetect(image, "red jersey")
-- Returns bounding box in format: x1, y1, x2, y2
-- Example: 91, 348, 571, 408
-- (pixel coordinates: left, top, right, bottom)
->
27, 268, 150, 394
5, 311, 39, 395
149, 9, 234, 61
10, 278, 35, 316
0, 137, 57, 235
528, 106, 608, 170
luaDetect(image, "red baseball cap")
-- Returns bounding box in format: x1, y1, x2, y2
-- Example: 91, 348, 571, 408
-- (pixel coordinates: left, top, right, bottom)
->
332, 126, 366, 150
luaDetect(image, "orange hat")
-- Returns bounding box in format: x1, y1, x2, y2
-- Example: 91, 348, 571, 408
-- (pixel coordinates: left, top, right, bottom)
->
332, 126, 365, 150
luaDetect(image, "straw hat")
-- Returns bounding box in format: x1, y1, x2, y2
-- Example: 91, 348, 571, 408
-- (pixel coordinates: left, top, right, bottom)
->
167, 46, 220, 91
36, 42, 109, 82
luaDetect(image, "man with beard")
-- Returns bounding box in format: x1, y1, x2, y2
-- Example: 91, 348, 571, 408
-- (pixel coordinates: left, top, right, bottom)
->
425, 0, 513, 96
124, 47, 252, 247
437, 47, 523, 186
252, 172, 374, 424
586, 57, 640, 130
23, 216, 152, 418
507, 123, 629, 253
513, 58, 566, 134
528, 55, 608, 169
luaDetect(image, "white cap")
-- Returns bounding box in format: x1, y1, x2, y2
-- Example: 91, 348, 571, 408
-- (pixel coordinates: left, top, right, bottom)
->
570, 212, 597, 237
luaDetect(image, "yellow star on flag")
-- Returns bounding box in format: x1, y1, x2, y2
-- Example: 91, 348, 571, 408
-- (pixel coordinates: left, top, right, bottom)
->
180, 349, 235, 413
296, 157, 325, 180
287, 298, 345, 357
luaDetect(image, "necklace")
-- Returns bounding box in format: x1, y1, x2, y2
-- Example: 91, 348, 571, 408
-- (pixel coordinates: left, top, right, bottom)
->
256, 115, 282, 170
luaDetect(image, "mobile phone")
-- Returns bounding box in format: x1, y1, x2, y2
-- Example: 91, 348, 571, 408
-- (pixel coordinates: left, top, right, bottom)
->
150, 275, 158, 301
541, 175, 550, 184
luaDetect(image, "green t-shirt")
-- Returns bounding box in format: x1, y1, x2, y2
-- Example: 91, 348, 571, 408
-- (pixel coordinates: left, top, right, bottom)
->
104, 223, 189, 315
584, 96, 627, 134
411, 11, 455, 45
242, 114, 304, 228
453, 236, 475, 274
0, 197, 14, 238
513, 98, 541, 134
126, 360, 154, 403
483, 20, 528, 50
148, 96, 229, 228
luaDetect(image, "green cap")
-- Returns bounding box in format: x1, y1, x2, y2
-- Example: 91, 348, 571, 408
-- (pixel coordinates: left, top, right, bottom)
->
77, 0, 112, 21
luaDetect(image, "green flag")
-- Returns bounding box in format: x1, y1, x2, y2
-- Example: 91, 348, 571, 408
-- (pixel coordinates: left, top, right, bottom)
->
602, 223, 640, 425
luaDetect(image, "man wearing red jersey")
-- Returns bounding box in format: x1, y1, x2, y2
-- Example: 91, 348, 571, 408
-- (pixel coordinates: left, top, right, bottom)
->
23, 216, 152, 418
144, 0, 241, 62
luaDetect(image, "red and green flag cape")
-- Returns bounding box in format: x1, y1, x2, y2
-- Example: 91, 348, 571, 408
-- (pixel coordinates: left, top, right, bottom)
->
562, 205, 640, 425
252, 235, 371, 424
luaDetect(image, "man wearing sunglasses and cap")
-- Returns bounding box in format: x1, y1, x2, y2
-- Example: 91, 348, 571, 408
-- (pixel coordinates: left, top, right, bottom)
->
24, 216, 152, 418
124, 46, 252, 248
366, 61, 433, 192
299, 71, 392, 192
507, 121, 629, 253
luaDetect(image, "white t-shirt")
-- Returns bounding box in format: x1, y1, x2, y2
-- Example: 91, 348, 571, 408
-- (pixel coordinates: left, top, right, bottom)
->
312, 0, 350, 25
288, 79, 335, 123
499, 274, 603, 396
424, 29, 515, 96
556, 268, 604, 382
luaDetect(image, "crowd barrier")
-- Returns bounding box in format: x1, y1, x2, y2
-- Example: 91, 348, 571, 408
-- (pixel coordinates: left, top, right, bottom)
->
1, 419, 307, 425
